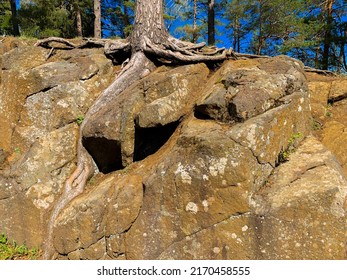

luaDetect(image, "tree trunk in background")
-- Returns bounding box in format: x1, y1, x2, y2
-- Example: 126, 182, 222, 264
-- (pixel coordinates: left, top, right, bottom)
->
9, 0, 20, 36
192, 0, 198, 43
76, 4, 83, 37
94, 0, 102, 38
322, 0, 334, 70
208, 0, 215, 45
257, 0, 264, 55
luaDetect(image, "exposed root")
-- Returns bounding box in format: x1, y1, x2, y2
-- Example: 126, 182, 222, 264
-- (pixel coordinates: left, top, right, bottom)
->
104, 39, 131, 55
35, 37, 131, 64
35, 37, 79, 49
42, 143, 94, 259
304, 66, 337, 76
45, 47, 55, 60
233, 52, 271, 59
41, 51, 156, 259
168, 36, 206, 50
144, 36, 228, 63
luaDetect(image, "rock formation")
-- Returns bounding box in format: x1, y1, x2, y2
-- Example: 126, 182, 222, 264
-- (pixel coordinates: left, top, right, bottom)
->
0, 37, 346, 259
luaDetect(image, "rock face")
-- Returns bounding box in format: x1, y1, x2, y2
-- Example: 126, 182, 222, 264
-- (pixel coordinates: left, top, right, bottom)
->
0, 37, 346, 260
0, 38, 116, 246
254, 136, 347, 259
307, 73, 347, 177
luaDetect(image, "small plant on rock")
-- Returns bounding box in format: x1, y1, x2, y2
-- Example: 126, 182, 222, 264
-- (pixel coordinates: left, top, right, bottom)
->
312, 119, 322, 131
76, 115, 84, 125
0, 233, 40, 260
278, 132, 303, 163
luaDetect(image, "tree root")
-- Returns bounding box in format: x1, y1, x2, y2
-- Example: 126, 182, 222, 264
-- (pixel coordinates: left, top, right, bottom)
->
35, 37, 131, 63
304, 66, 337, 76
41, 51, 156, 259
143, 36, 228, 63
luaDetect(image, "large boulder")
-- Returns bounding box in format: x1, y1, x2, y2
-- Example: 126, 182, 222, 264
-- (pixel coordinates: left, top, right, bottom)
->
253, 136, 347, 259
307, 73, 347, 177
0, 39, 116, 247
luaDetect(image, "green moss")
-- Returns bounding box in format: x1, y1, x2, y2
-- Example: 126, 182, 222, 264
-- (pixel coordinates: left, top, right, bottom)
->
0, 233, 40, 260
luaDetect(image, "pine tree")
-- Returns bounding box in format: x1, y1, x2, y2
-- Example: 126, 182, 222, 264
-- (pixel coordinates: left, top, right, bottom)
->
9, 0, 20, 36
94, 0, 101, 38
18, 0, 94, 38
102, 0, 135, 38
207, 0, 215, 45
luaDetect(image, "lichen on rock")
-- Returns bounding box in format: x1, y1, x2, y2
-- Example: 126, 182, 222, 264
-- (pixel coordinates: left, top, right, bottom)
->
0, 37, 346, 260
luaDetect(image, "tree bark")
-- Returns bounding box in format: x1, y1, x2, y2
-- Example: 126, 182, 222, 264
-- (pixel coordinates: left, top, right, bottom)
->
322, 0, 334, 70
208, 0, 215, 46
193, 0, 198, 43
9, 0, 20, 36
257, 0, 264, 55
75, 3, 83, 37
94, 0, 102, 38
131, 0, 168, 51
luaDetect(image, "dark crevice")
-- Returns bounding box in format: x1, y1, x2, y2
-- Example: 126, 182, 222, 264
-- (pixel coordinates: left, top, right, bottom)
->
25, 85, 58, 99
227, 103, 244, 122
82, 136, 123, 174
133, 121, 180, 162
106, 49, 131, 65
79, 69, 99, 81
328, 93, 347, 103
193, 109, 215, 120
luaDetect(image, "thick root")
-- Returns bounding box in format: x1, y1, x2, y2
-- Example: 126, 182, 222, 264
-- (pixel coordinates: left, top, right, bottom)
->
35, 37, 131, 63
144, 36, 228, 63
304, 66, 337, 76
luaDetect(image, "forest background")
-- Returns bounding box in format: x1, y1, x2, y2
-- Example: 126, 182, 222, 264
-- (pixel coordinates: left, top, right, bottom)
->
1, 0, 347, 72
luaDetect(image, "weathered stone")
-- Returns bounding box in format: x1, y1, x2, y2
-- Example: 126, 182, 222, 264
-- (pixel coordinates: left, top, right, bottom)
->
227, 91, 311, 167
158, 214, 256, 260
2, 41, 346, 260
321, 118, 347, 177
253, 136, 347, 259
0, 124, 78, 246
307, 73, 347, 177
330, 79, 347, 101
307, 81, 331, 120
137, 64, 209, 127
53, 174, 143, 256
125, 118, 263, 259
196, 56, 307, 123
67, 238, 107, 260
0, 44, 116, 248
83, 63, 209, 169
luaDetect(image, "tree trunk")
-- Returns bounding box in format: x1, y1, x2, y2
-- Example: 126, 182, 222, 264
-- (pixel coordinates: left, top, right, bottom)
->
257, 0, 264, 55
94, 0, 102, 38
76, 4, 83, 37
131, 0, 168, 51
322, 0, 334, 70
9, 0, 20, 36
208, 0, 215, 46
191, 0, 198, 43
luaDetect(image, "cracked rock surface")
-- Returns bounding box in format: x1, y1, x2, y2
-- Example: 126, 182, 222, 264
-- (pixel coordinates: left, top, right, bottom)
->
0, 38, 346, 259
